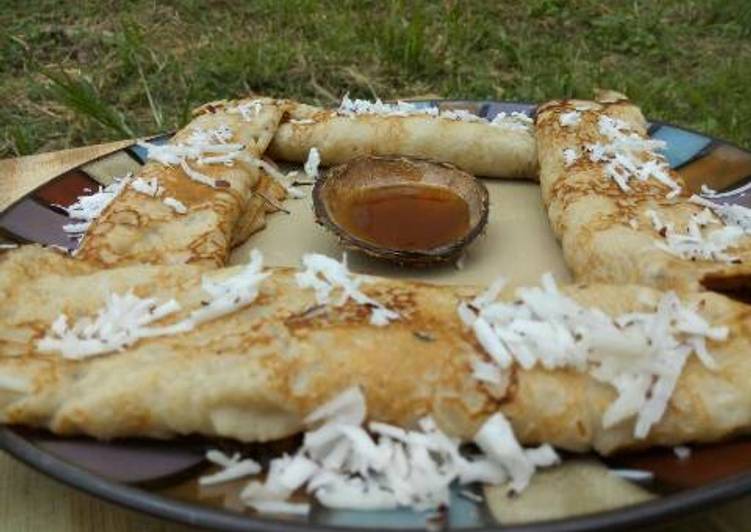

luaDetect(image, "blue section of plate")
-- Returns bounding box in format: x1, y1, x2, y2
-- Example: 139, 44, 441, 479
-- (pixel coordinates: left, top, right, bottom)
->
128, 134, 171, 164
406, 100, 440, 109
650, 125, 713, 169
313, 487, 489, 528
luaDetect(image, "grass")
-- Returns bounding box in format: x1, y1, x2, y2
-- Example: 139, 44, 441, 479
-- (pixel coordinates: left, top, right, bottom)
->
1, 0, 750, 158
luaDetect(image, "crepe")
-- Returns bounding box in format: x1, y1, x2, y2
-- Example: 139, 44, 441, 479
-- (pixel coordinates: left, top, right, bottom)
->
230, 171, 287, 248
266, 100, 538, 179
1, 247, 749, 455
74, 97, 285, 269
535, 92, 751, 293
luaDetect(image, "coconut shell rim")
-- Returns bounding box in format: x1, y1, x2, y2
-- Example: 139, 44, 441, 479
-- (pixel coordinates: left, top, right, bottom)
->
312, 155, 490, 266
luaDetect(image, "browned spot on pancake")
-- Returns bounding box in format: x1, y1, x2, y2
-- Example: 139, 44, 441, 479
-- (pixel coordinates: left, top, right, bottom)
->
548, 169, 681, 211
499, 365, 519, 405
374, 286, 418, 315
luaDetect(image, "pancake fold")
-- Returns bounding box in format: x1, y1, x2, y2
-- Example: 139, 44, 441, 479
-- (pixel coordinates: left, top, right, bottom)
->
74, 97, 286, 269
266, 97, 538, 179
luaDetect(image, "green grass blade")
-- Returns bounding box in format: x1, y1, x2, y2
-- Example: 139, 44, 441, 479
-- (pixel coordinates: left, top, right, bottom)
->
40, 68, 135, 138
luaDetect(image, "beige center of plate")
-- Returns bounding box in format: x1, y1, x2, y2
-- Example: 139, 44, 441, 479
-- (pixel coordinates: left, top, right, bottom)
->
232, 177, 571, 288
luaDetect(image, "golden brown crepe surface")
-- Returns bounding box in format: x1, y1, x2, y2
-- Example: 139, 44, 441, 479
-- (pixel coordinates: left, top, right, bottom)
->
267, 101, 538, 179
75, 98, 285, 269
1, 248, 749, 455
535, 95, 751, 293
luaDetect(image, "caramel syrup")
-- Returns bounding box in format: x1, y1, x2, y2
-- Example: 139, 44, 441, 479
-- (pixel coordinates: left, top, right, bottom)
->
333, 184, 470, 251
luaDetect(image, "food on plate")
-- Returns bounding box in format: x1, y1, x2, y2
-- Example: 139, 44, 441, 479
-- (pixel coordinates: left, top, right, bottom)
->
313, 155, 489, 266
198, 387, 560, 514
267, 96, 538, 179
71, 97, 287, 269
230, 171, 287, 247
1, 247, 748, 458
3, 88, 751, 519
535, 91, 751, 294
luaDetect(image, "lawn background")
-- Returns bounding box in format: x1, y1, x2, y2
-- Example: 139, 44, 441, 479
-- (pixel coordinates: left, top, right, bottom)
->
1, 0, 749, 159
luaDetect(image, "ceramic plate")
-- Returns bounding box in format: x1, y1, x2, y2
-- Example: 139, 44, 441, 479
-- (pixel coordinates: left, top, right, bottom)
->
2, 100, 751, 531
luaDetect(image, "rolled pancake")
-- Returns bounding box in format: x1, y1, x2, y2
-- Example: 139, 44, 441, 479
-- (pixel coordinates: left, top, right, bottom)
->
536, 94, 751, 293
230, 171, 287, 248
75, 98, 285, 269
1, 248, 749, 455
266, 101, 538, 179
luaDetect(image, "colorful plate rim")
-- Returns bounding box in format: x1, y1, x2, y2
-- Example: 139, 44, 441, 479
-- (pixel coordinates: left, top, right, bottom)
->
4, 426, 751, 532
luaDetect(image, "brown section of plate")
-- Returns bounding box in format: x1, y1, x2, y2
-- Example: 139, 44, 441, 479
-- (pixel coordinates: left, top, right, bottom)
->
612, 438, 751, 490
33, 169, 100, 209
677, 143, 751, 194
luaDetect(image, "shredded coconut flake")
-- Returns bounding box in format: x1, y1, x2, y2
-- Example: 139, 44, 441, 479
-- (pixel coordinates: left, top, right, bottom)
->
585, 115, 679, 197
489, 111, 534, 131
162, 197, 187, 214
138, 128, 244, 189
611, 469, 654, 482
474, 413, 560, 494
690, 195, 751, 234
199, 450, 261, 485
63, 174, 131, 235
305, 386, 366, 426
234, 387, 556, 515
336, 95, 532, 131
673, 446, 691, 460
470, 358, 504, 385
45, 244, 70, 255
36, 293, 186, 359
647, 208, 743, 263
187, 249, 269, 327
304, 147, 321, 179
559, 111, 581, 128
295, 254, 399, 327
458, 489, 483, 503
130, 176, 163, 197
562, 148, 579, 168
37, 250, 269, 359
441, 109, 486, 123
462, 273, 727, 439
139, 124, 300, 201
229, 100, 263, 122
337, 94, 439, 118
178, 158, 217, 187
